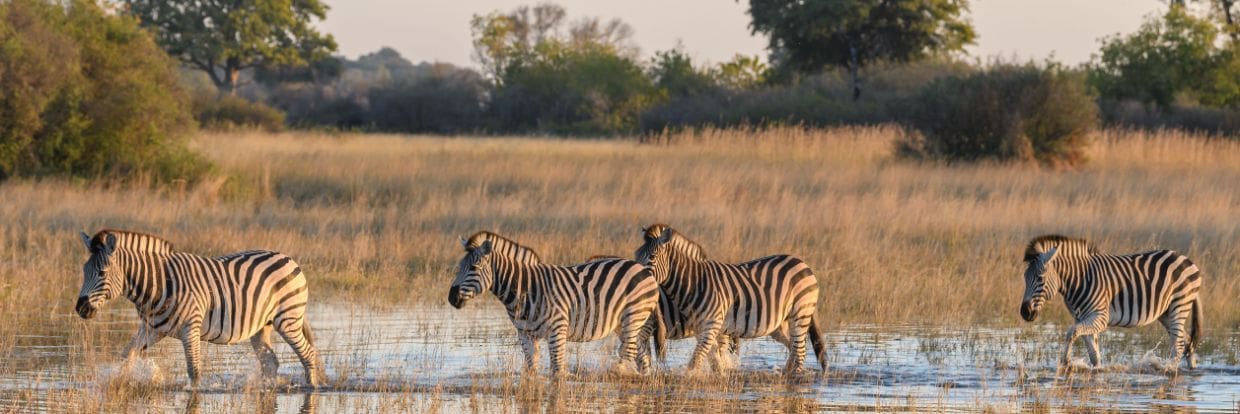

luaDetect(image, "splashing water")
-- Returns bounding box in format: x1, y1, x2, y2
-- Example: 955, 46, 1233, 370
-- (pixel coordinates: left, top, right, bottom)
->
98, 358, 164, 387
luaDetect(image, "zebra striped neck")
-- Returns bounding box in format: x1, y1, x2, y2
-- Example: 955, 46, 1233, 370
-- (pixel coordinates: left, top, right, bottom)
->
486, 253, 545, 309
1033, 238, 1094, 298
112, 249, 172, 311
663, 234, 707, 262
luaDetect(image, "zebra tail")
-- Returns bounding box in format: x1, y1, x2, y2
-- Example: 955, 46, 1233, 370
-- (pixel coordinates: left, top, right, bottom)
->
1189, 299, 1202, 360
808, 315, 828, 372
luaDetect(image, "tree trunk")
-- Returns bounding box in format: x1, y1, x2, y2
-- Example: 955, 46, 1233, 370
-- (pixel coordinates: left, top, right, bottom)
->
848, 44, 862, 101
223, 67, 239, 96
1223, 0, 1238, 43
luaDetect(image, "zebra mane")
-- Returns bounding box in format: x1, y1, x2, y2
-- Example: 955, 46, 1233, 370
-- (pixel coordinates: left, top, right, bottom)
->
585, 254, 621, 262
91, 229, 175, 255
1024, 234, 1097, 262
465, 231, 542, 264
645, 224, 708, 261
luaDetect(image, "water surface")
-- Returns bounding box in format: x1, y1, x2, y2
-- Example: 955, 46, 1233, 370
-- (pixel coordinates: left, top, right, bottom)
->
2, 302, 1238, 412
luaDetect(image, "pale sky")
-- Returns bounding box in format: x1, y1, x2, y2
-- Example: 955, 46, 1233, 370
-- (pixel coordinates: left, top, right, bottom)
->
319, 0, 1166, 68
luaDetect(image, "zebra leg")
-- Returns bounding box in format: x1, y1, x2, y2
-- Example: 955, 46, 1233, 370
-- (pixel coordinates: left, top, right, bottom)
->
687, 319, 723, 372
635, 325, 653, 374
250, 323, 280, 377
518, 332, 541, 374
547, 325, 569, 377
615, 307, 648, 373
275, 317, 323, 387
784, 317, 811, 374
1159, 305, 1192, 368
121, 323, 164, 361
179, 321, 204, 387
1062, 312, 1108, 367
1083, 334, 1102, 368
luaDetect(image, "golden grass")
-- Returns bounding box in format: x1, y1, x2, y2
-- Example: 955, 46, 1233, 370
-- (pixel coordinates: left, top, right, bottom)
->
1, 125, 1238, 362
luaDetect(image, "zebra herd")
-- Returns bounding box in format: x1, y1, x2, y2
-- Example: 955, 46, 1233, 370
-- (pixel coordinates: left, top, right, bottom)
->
73, 227, 1204, 387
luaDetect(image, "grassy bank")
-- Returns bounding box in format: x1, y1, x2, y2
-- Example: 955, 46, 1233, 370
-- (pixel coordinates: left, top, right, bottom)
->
1, 126, 1238, 355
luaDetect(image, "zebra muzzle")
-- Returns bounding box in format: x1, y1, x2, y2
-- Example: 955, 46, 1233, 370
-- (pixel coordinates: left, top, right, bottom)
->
75, 296, 97, 319
1020, 301, 1038, 322
448, 285, 465, 309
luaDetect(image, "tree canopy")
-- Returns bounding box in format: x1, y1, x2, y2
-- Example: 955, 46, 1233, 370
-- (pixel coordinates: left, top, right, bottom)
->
746, 0, 975, 99
1088, 5, 1240, 109
0, 0, 204, 181
121, 0, 337, 94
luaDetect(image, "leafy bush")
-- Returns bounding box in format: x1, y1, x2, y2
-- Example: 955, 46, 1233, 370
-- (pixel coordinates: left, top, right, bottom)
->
1087, 6, 1234, 110
0, 0, 206, 181
898, 64, 1098, 166
1101, 100, 1240, 136
193, 94, 286, 131
367, 65, 487, 134
641, 60, 971, 132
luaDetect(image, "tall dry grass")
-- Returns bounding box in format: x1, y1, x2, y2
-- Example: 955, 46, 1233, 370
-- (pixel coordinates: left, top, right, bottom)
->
1, 126, 1238, 360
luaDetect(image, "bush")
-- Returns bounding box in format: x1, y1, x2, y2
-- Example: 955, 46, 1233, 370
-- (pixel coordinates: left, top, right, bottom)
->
1100, 100, 1240, 136
898, 64, 1099, 166
640, 60, 971, 132
489, 44, 657, 134
367, 65, 487, 134
193, 94, 286, 131
0, 0, 205, 182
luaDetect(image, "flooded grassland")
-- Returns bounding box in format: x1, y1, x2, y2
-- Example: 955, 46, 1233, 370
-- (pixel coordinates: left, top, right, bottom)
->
2, 127, 1239, 412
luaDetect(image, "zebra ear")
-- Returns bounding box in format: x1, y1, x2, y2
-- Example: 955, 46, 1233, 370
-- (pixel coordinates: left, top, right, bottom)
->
478, 240, 493, 255
102, 233, 118, 253
460, 236, 469, 250
657, 229, 673, 244
80, 232, 92, 252
1039, 246, 1059, 265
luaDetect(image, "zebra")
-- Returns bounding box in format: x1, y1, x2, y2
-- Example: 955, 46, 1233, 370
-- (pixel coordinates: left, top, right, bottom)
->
448, 231, 664, 375
74, 229, 323, 387
584, 253, 742, 363
1019, 234, 1203, 369
633, 224, 827, 374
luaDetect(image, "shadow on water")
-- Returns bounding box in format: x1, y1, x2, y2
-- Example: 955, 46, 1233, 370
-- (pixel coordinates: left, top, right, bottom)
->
2, 301, 1240, 412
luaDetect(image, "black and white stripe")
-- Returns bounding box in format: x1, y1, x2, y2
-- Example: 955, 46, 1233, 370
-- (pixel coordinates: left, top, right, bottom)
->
448, 231, 661, 375
634, 224, 827, 373
1019, 235, 1203, 369
75, 229, 322, 386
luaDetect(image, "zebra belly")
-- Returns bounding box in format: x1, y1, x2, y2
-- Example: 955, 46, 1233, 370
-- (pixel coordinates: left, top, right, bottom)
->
202, 297, 279, 345
1106, 302, 1167, 328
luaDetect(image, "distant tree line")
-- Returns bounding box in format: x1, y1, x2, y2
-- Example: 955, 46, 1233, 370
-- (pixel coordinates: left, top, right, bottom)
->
3, 0, 1240, 182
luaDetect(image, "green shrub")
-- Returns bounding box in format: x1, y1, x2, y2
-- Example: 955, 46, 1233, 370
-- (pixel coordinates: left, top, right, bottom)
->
489, 43, 657, 134
1101, 100, 1240, 136
367, 65, 487, 134
898, 64, 1099, 166
193, 94, 286, 132
0, 0, 205, 182
640, 60, 971, 132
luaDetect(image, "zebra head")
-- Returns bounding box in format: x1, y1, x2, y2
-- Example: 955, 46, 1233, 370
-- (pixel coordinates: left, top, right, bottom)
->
1020, 246, 1060, 322
634, 224, 674, 285
76, 231, 122, 319
449, 238, 494, 309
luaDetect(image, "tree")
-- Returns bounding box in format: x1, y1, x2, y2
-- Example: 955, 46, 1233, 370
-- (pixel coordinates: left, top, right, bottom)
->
470, 2, 636, 86
121, 0, 337, 95
746, 0, 975, 100
648, 49, 718, 98
473, 3, 653, 133
1087, 5, 1228, 109
0, 0, 204, 181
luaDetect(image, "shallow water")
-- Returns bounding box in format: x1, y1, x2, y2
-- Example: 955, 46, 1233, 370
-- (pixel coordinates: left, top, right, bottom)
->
2, 301, 1239, 413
